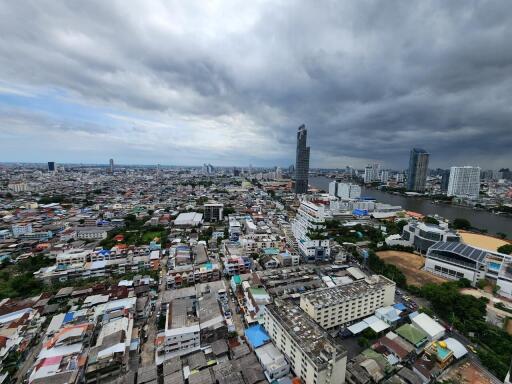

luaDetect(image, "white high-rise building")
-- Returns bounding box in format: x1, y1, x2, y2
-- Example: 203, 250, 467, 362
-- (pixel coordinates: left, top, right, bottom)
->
328, 181, 338, 197
380, 170, 389, 183
329, 182, 361, 199
372, 163, 380, 181
338, 183, 361, 199
264, 301, 347, 384
447, 166, 481, 198
291, 201, 330, 263
364, 166, 373, 183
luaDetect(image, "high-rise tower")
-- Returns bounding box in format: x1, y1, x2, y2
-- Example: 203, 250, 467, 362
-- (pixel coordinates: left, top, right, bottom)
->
294, 124, 310, 194
407, 148, 429, 192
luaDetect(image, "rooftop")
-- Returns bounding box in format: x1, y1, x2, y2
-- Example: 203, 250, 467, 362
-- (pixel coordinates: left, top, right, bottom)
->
266, 300, 346, 369
301, 275, 394, 308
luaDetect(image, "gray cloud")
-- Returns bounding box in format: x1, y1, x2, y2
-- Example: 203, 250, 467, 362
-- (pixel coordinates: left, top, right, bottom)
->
0, 0, 511, 168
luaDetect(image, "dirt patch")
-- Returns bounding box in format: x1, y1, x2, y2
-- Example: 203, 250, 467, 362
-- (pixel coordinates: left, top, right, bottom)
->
458, 231, 510, 252
442, 360, 495, 384
376, 250, 447, 287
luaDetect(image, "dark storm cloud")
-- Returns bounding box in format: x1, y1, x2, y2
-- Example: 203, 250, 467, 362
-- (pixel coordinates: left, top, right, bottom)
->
0, 0, 511, 168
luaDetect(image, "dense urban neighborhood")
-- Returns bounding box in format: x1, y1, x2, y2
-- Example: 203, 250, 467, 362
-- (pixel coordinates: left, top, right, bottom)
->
0, 156, 511, 384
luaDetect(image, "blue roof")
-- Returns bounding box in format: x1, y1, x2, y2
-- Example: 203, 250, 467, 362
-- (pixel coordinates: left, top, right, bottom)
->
63, 312, 74, 323
244, 324, 270, 349
393, 303, 407, 311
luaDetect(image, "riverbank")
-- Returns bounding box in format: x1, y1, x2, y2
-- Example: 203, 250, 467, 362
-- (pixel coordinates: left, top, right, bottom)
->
309, 176, 512, 238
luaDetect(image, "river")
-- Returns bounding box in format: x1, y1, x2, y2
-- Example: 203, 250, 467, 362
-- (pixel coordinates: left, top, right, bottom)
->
309, 176, 512, 237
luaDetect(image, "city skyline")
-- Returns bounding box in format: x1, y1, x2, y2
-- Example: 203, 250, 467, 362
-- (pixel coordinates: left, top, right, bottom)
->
0, 2, 511, 168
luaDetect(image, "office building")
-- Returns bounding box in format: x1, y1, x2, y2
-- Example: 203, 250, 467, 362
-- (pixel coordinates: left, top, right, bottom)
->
291, 201, 330, 263
264, 301, 347, 384
204, 202, 224, 222
48, 161, 55, 172
109, 158, 114, 173
294, 124, 310, 194
425, 242, 512, 299
447, 166, 481, 198
407, 148, 429, 192
300, 275, 396, 329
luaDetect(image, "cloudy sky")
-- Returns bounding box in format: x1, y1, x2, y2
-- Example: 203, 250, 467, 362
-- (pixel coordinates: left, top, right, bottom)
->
0, 1, 511, 169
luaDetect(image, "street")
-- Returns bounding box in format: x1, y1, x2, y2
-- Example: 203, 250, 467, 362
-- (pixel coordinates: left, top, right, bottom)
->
140, 255, 167, 367
14, 335, 43, 383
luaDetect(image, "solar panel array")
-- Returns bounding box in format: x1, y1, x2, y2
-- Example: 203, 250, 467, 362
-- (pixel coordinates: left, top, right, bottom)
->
429, 241, 487, 262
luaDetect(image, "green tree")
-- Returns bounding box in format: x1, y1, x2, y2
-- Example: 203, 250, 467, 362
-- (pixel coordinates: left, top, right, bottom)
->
423, 216, 440, 225
497, 244, 512, 255
452, 218, 471, 230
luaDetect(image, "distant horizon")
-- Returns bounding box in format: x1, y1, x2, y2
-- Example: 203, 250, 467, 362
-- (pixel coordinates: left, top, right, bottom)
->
1, 2, 511, 169
0, 160, 506, 172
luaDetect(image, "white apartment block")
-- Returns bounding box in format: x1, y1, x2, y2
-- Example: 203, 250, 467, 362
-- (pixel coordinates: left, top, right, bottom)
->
56, 249, 91, 265
162, 298, 201, 358
11, 223, 32, 237
447, 166, 481, 198
292, 201, 330, 263
338, 183, 361, 199
329, 182, 361, 200
7, 181, 29, 192
264, 301, 347, 384
300, 275, 395, 330
364, 167, 373, 183
76, 226, 112, 240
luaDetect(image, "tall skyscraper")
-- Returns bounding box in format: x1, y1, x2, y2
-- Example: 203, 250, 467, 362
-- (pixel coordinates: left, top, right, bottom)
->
109, 158, 114, 173
363, 166, 373, 183
47, 161, 55, 172
294, 124, 310, 194
440, 169, 450, 192
407, 148, 429, 192
447, 166, 481, 198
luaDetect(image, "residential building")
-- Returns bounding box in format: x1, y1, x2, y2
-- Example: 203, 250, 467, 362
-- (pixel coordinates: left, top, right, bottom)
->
407, 148, 429, 192
11, 223, 32, 237
162, 298, 201, 358
328, 181, 339, 197
300, 275, 396, 329
440, 169, 450, 192
364, 166, 373, 184
7, 181, 29, 192
291, 201, 330, 263
264, 301, 347, 384
329, 182, 361, 199
380, 170, 389, 183
447, 166, 481, 198
254, 342, 290, 382
76, 226, 113, 240
338, 183, 361, 199
294, 124, 310, 194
